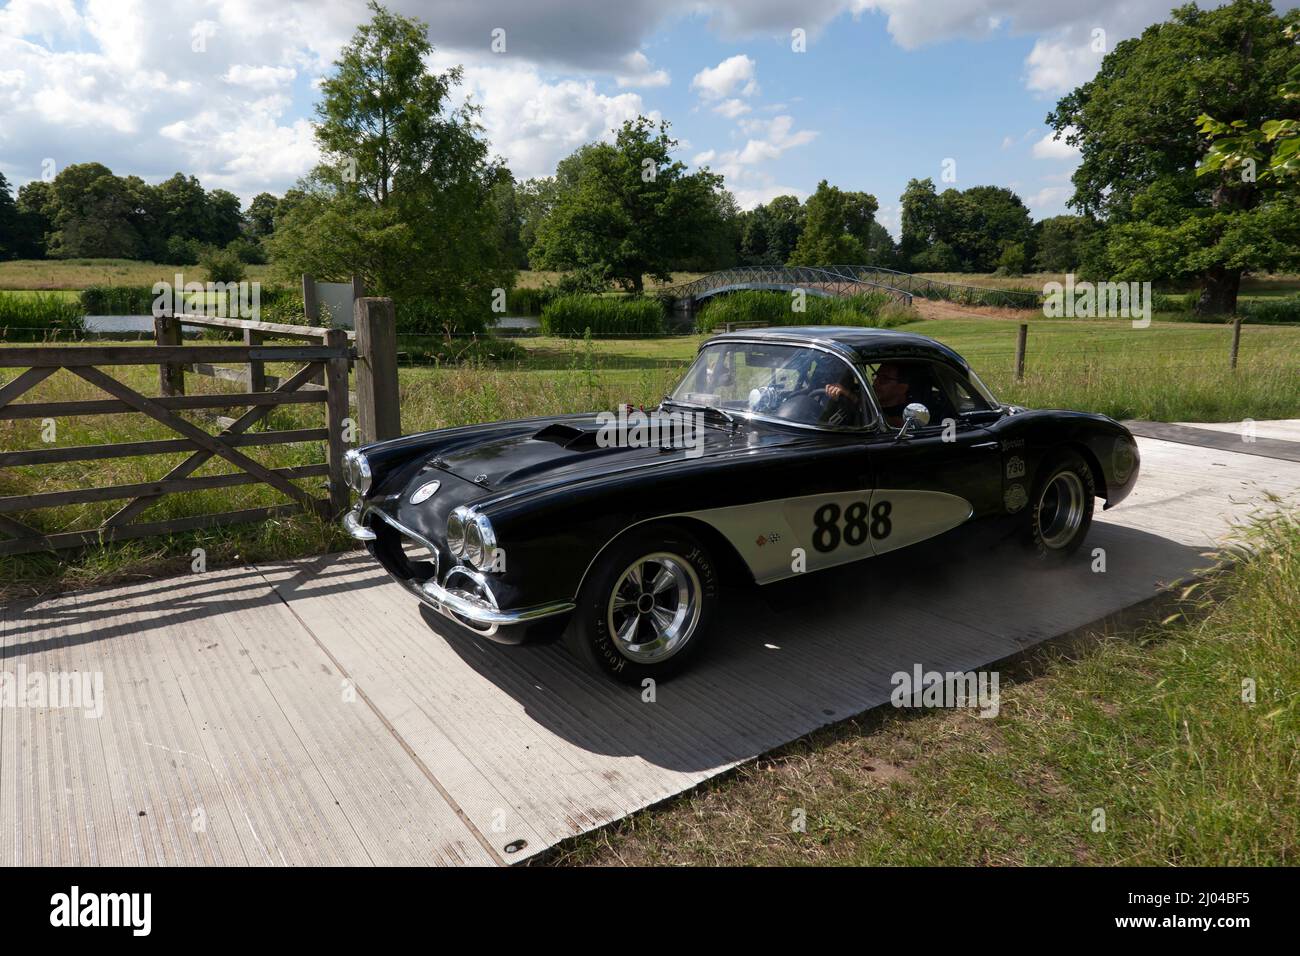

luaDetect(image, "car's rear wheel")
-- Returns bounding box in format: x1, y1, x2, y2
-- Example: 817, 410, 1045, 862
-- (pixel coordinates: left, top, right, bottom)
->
566, 525, 718, 684
1026, 449, 1096, 562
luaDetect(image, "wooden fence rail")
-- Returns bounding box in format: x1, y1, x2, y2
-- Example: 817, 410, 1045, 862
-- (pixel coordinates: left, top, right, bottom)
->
0, 339, 357, 558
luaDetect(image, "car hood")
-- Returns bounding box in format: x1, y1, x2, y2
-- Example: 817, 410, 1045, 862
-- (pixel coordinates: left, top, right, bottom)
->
428, 411, 812, 493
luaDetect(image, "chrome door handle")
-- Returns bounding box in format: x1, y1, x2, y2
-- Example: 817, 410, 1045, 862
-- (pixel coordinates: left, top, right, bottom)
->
970, 441, 1000, 450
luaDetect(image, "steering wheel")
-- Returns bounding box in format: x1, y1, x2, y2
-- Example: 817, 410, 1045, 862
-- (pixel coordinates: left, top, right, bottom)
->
772, 387, 828, 421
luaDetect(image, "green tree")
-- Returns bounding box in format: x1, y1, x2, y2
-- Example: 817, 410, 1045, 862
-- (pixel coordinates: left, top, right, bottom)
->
786, 180, 877, 265
1047, 0, 1300, 312
270, 2, 513, 309
0, 172, 20, 260
863, 220, 897, 268
1033, 215, 1096, 272
531, 116, 724, 292
900, 179, 1032, 272
489, 170, 529, 269
44, 163, 142, 259
15, 181, 54, 258
154, 173, 210, 244
674, 187, 742, 271
939, 186, 1033, 273
514, 177, 559, 266
246, 192, 280, 237
205, 189, 244, 247
899, 178, 942, 266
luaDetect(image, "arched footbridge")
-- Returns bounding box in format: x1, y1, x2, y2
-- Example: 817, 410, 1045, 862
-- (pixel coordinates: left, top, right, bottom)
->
661, 265, 1043, 326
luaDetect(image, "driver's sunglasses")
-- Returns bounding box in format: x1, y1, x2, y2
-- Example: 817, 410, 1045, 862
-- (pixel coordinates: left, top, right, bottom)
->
875, 373, 903, 384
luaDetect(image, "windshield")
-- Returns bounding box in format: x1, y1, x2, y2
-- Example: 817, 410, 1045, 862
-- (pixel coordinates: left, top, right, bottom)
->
669, 342, 870, 429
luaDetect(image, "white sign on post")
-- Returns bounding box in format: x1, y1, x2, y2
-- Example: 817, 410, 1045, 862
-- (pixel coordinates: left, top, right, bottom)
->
304, 274, 365, 329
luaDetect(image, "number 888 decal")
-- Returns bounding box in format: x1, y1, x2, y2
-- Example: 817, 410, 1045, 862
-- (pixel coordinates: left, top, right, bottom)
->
812, 499, 892, 553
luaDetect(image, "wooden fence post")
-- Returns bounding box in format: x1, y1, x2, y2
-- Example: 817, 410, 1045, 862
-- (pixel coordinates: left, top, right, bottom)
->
244, 328, 266, 392
1015, 323, 1028, 382
323, 328, 351, 516
302, 273, 319, 323
354, 297, 400, 444
155, 314, 184, 396
1230, 317, 1242, 370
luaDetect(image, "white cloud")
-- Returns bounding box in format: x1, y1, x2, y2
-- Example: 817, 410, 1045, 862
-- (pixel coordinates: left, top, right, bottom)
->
1032, 128, 1078, 160
1026, 184, 1072, 216
0, 0, 360, 200
729, 174, 808, 210
712, 97, 751, 118
851, 0, 1223, 93
690, 54, 758, 100
445, 56, 654, 180
700, 114, 818, 196
224, 64, 298, 90
0, 0, 81, 41
615, 51, 670, 88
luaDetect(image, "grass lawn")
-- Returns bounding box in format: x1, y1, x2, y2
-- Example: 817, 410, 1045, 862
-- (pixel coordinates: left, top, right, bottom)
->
1, 314, 1296, 594
915, 271, 1300, 301
0, 259, 285, 291
0, 289, 82, 301
552, 511, 1300, 866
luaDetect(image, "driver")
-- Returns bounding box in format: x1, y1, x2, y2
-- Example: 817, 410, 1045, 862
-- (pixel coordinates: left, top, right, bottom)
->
810, 361, 864, 427
872, 362, 913, 427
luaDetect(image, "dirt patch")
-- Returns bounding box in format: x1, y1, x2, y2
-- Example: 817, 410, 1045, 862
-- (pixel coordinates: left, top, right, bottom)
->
913, 298, 1038, 321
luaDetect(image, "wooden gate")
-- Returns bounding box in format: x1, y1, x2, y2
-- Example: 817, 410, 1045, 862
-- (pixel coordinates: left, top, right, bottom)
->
0, 336, 352, 557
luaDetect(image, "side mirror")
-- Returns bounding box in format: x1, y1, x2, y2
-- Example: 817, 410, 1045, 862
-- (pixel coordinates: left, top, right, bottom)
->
894, 402, 931, 440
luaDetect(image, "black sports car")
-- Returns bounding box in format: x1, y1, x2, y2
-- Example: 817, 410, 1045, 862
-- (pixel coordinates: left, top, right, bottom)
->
343, 326, 1140, 683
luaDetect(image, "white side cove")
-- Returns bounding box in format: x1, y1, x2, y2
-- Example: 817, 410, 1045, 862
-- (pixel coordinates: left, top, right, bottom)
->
683, 489, 973, 584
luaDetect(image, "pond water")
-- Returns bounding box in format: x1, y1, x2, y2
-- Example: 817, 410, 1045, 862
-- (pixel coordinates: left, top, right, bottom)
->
84, 315, 156, 333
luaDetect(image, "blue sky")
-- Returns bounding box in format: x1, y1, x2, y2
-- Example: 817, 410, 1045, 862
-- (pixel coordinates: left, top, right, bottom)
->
0, 0, 1251, 235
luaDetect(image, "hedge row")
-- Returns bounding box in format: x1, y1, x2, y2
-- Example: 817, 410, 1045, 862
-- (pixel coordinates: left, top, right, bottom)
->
539, 295, 666, 335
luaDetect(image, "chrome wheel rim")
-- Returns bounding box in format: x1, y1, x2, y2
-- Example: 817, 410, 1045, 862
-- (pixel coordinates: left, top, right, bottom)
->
606, 552, 702, 664
1038, 470, 1086, 549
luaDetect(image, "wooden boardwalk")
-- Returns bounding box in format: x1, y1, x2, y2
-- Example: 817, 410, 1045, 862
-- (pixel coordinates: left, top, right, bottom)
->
4, 426, 1299, 866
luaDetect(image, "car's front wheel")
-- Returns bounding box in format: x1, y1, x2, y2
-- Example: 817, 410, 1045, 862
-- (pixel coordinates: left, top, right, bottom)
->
566, 525, 718, 684
1026, 449, 1096, 562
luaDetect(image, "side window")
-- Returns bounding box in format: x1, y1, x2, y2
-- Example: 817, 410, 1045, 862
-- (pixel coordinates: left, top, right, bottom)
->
933, 365, 993, 415
864, 359, 958, 427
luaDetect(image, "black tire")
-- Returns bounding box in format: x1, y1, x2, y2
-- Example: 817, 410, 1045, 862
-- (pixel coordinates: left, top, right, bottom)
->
566, 524, 719, 684
1026, 449, 1096, 562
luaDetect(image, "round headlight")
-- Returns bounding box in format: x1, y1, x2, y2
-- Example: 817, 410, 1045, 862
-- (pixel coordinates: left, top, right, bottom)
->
343, 449, 371, 495
446, 506, 469, 557
463, 513, 498, 570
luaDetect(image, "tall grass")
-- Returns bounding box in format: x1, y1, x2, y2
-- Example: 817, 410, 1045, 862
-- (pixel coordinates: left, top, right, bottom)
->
1239, 294, 1300, 324
0, 292, 86, 340
506, 286, 549, 315
80, 285, 157, 314
540, 295, 666, 335
696, 290, 907, 332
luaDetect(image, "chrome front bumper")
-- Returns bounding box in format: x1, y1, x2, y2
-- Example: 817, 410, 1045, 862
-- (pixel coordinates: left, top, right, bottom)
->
343, 504, 574, 631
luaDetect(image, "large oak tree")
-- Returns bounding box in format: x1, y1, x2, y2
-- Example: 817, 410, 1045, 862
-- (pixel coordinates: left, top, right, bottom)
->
1047, 0, 1300, 313
530, 117, 724, 292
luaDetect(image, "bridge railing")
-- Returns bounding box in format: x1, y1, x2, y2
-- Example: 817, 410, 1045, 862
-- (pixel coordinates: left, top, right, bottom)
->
667, 265, 915, 306
821, 265, 1044, 309
665, 265, 1044, 311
